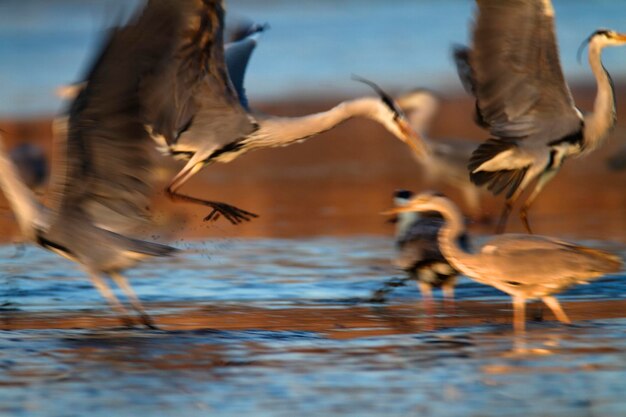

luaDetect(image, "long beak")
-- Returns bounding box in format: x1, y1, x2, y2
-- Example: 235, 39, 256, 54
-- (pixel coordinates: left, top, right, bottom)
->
396, 117, 428, 158
614, 33, 626, 42
381, 205, 416, 216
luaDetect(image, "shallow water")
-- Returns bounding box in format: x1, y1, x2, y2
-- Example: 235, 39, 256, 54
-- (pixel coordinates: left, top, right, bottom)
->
1, 237, 626, 417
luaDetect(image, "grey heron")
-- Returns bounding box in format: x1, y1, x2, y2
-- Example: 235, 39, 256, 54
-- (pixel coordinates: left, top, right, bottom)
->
381, 189, 469, 304
396, 89, 486, 219
0, 0, 181, 328
143, 0, 426, 225
454, 0, 626, 233
386, 191, 623, 333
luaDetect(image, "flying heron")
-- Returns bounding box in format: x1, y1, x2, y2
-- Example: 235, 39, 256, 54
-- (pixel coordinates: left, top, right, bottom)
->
0, 0, 181, 328
396, 89, 486, 219
143, 0, 425, 225
386, 191, 623, 332
454, 0, 626, 233
377, 189, 469, 305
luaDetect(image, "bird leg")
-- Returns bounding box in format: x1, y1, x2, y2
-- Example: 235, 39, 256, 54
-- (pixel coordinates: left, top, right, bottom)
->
368, 276, 408, 303
541, 296, 571, 324
519, 168, 559, 234
441, 279, 456, 315
495, 200, 514, 234
418, 281, 435, 315
110, 272, 158, 330
512, 296, 526, 334
166, 161, 258, 224
89, 273, 135, 328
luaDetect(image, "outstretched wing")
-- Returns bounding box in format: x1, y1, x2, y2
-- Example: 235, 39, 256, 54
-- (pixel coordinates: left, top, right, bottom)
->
459, 0, 582, 143
142, 0, 257, 151
46, 0, 184, 232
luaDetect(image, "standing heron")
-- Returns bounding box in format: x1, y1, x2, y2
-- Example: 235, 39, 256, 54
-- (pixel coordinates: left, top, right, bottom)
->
0, 0, 181, 328
143, 0, 426, 225
380, 189, 468, 305
396, 89, 486, 219
386, 191, 623, 332
454, 0, 626, 233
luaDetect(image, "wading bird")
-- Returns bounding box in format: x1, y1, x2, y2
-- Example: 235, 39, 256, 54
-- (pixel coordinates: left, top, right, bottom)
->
386, 191, 623, 332
0, 0, 181, 328
396, 90, 486, 218
454, 0, 626, 233
143, 0, 425, 224
379, 189, 468, 305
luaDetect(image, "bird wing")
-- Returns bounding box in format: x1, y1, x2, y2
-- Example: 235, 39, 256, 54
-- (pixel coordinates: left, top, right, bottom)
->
225, 24, 266, 110
142, 0, 257, 152
46, 0, 184, 233
479, 234, 622, 284
460, 0, 582, 143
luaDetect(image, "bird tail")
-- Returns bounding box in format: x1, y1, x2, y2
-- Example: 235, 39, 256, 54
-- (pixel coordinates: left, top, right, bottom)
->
468, 139, 528, 198
574, 246, 623, 274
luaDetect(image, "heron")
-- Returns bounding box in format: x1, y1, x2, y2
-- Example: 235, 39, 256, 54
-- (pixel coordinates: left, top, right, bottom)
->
385, 191, 623, 332
395, 89, 486, 219
143, 0, 426, 225
453, 0, 626, 233
376, 189, 469, 305
0, 0, 181, 328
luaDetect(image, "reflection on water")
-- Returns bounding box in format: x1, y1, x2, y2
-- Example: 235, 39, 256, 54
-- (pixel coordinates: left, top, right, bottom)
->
1, 238, 625, 416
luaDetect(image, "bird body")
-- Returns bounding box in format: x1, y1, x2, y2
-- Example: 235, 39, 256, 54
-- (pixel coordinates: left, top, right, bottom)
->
455, 0, 626, 233
387, 192, 623, 332
391, 190, 466, 301
0, 0, 181, 327
143, 0, 425, 224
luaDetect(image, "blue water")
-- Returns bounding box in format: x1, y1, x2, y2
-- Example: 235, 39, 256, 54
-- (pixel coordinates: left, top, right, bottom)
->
1, 237, 626, 417
1, 0, 626, 116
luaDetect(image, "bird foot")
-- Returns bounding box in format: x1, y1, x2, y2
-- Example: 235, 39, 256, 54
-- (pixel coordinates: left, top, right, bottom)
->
203, 203, 258, 224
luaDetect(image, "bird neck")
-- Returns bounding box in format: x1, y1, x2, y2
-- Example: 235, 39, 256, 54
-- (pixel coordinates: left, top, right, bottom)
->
434, 201, 476, 275
583, 43, 616, 154
0, 137, 40, 238
249, 97, 408, 148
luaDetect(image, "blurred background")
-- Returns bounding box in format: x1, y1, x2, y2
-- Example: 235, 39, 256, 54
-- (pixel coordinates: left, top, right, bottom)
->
0, 0, 625, 240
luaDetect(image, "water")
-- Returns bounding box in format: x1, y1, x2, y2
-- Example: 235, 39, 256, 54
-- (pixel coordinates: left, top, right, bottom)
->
1, 237, 626, 416
1, 0, 626, 116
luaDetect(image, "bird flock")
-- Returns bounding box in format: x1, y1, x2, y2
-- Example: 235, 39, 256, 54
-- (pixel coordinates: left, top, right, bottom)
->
0, 0, 624, 333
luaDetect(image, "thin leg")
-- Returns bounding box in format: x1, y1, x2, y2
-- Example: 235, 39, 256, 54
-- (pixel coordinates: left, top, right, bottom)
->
418, 281, 435, 316
369, 276, 409, 303
110, 272, 158, 329
441, 278, 456, 314
167, 159, 258, 224
541, 296, 571, 324
512, 296, 526, 334
89, 273, 134, 327
519, 168, 559, 234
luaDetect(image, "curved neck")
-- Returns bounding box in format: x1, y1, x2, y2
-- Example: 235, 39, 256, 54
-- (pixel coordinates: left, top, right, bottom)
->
0, 137, 39, 238
250, 97, 403, 148
434, 201, 476, 275
583, 43, 616, 153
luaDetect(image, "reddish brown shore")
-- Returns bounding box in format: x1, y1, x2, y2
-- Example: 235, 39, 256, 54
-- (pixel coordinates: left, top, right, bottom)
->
1, 85, 625, 241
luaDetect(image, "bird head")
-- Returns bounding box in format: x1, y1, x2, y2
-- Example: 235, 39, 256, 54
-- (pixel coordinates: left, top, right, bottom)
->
383, 191, 449, 217
395, 89, 441, 135
577, 29, 626, 63
351, 75, 428, 158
